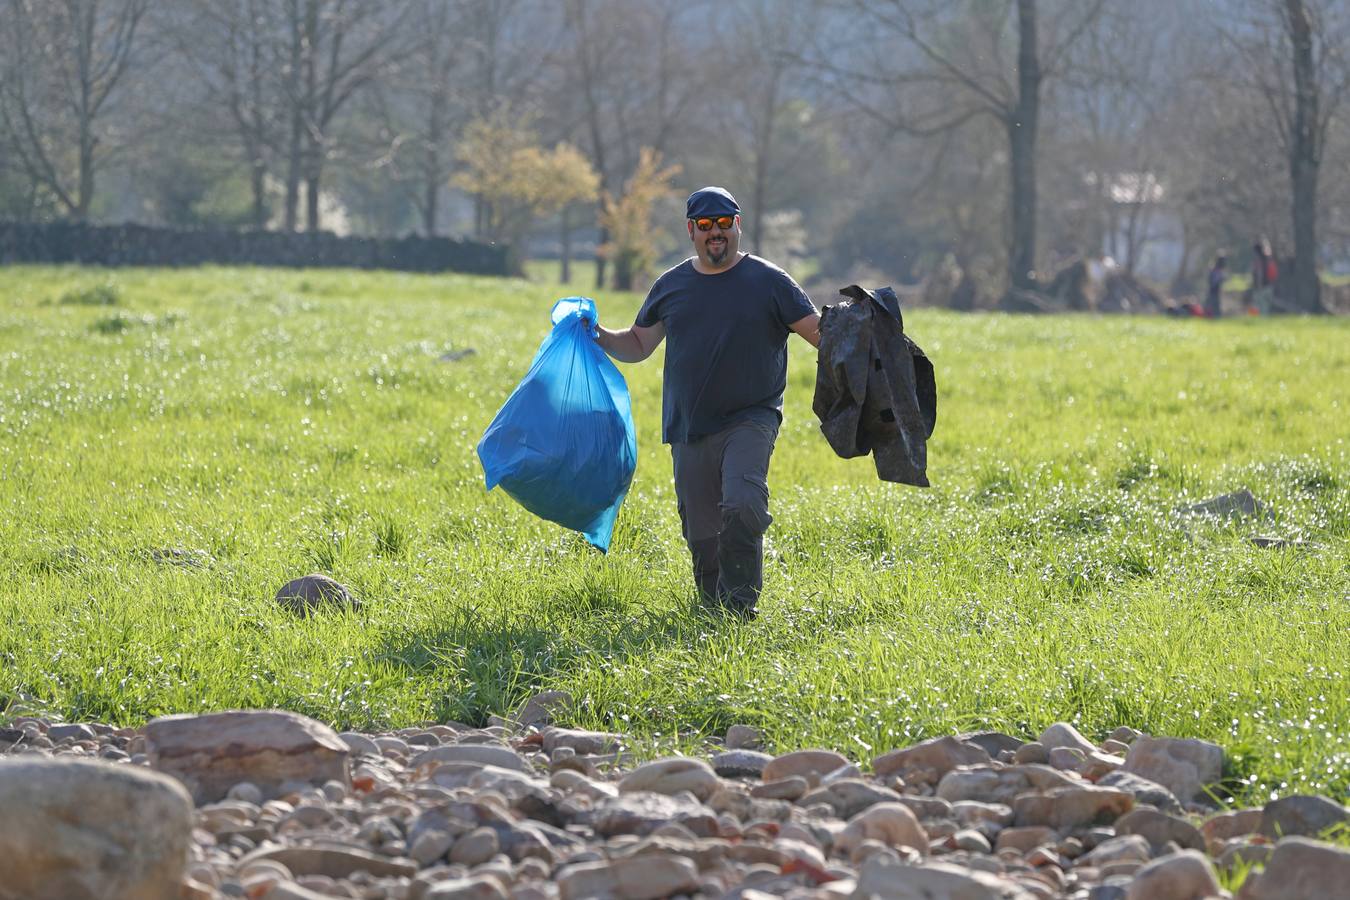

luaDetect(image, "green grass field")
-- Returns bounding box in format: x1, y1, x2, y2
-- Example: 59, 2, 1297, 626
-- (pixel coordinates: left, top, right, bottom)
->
1, 264, 1347, 806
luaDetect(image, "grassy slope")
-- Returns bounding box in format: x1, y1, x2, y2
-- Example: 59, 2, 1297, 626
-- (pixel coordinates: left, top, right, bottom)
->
0, 264, 1346, 805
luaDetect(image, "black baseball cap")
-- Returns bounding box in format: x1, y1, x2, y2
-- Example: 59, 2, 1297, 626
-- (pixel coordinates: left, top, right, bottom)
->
686, 186, 740, 219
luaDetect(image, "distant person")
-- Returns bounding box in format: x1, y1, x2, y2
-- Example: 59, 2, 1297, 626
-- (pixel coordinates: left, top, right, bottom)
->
1206, 253, 1228, 318
1251, 237, 1277, 315
595, 187, 820, 619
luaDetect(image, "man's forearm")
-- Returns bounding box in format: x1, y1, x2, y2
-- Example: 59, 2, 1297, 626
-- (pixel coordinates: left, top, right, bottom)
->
596, 326, 647, 363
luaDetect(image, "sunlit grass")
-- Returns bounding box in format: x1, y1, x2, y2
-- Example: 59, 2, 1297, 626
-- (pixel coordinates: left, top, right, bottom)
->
0, 263, 1347, 806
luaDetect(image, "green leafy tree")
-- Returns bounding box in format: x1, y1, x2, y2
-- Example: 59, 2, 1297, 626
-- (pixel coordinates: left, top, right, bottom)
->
453, 115, 599, 272
598, 148, 680, 291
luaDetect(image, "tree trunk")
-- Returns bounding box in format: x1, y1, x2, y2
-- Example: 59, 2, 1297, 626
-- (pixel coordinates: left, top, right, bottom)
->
284, 131, 302, 231
305, 169, 321, 231
76, 121, 94, 222
1285, 0, 1322, 313
424, 176, 439, 237
1171, 219, 1194, 296
613, 249, 635, 292
595, 224, 609, 290
751, 161, 767, 255
750, 62, 782, 256
560, 206, 572, 283
250, 159, 268, 230
1007, 0, 1042, 291
284, 3, 303, 233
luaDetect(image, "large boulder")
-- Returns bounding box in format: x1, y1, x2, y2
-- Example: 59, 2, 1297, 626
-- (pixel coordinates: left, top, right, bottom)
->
1121, 736, 1223, 804
145, 709, 350, 804
0, 758, 192, 900
1236, 836, 1350, 900
1258, 794, 1350, 839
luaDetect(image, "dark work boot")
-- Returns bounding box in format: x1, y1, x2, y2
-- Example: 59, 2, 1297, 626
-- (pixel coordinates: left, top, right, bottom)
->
687, 536, 721, 610
716, 509, 765, 617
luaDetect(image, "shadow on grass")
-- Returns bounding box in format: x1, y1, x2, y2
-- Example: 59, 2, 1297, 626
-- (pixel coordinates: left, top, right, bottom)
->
372, 596, 731, 726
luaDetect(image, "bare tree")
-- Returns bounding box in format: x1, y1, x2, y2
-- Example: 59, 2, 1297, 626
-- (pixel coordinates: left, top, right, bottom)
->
722, 0, 823, 255
820, 0, 1106, 291
560, 0, 709, 289
394, 0, 467, 236
277, 0, 410, 232
1220, 0, 1350, 311
1280, 0, 1349, 311
0, 0, 151, 221
164, 0, 285, 230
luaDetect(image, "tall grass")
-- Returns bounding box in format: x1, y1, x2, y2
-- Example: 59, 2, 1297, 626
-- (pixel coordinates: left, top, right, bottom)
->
0, 264, 1346, 805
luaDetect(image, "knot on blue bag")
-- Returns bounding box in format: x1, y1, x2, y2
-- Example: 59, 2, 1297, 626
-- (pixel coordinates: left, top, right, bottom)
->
552, 296, 597, 335
476, 297, 637, 551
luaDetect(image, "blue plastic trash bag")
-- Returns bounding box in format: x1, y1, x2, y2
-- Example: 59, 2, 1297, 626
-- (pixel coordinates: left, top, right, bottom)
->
477, 297, 638, 551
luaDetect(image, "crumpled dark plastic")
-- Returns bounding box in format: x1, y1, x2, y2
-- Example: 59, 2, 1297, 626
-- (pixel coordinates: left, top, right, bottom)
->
812, 284, 936, 486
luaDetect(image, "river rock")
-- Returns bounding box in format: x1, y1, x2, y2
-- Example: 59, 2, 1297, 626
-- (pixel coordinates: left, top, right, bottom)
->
1218, 840, 1273, 872
1014, 742, 1050, 765
412, 743, 531, 773
952, 800, 1014, 829
338, 732, 381, 756
751, 776, 808, 800
854, 856, 1037, 899
240, 846, 417, 879
274, 573, 358, 615
541, 727, 624, 755
48, 723, 99, 743
0, 758, 193, 900
995, 826, 1057, 854
725, 724, 764, 749
1115, 807, 1205, 851
1096, 770, 1182, 812
873, 735, 991, 782
1081, 834, 1151, 866
556, 853, 700, 900
144, 709, 350, 804
619, 757, 720, 800
1123, 849, 1221, 900
712, 749, 773, 778
959, 731, 1025, 758
1039, 722, 1097, 755
1200, 809, 1262, 849
550, 769, 618, 801
835, 802, 930, 859
513, 690, 573, 727
260, 883, 332, 900
611, 834, 728, 872
422, 876, 509, 900
937, 765, 1077, 805
761, 748, 849, 783
591, 792, 712, 837
1121, 737, 1223, 804
1257, 794, 1350, 839
1078, 750, 1125, 780
1178, 488, 1266, 522
1013, 785, 1133, 829
799, 778, 903, 819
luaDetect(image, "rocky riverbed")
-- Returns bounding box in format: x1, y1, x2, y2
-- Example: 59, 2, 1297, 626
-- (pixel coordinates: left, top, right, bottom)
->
1, 699, 1347, 900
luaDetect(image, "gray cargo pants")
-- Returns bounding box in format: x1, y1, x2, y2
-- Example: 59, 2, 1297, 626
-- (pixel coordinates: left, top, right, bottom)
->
671, 417, 778, 614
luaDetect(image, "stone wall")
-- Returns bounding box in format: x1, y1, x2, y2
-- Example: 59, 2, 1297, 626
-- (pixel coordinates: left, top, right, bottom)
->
0, 221, 508, 276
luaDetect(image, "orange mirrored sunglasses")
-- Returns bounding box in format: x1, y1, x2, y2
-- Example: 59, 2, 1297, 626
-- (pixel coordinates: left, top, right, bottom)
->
691, 215, 736, 231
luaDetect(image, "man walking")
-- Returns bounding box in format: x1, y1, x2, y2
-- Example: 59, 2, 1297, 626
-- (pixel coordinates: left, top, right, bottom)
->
596, 187, 820, 618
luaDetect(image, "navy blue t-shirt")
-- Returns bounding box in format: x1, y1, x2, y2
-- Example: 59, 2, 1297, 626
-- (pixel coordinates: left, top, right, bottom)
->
634, 254, 817, 444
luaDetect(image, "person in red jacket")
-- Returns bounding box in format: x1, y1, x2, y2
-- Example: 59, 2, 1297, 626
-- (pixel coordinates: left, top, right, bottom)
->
1250, 237, 1278, 315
